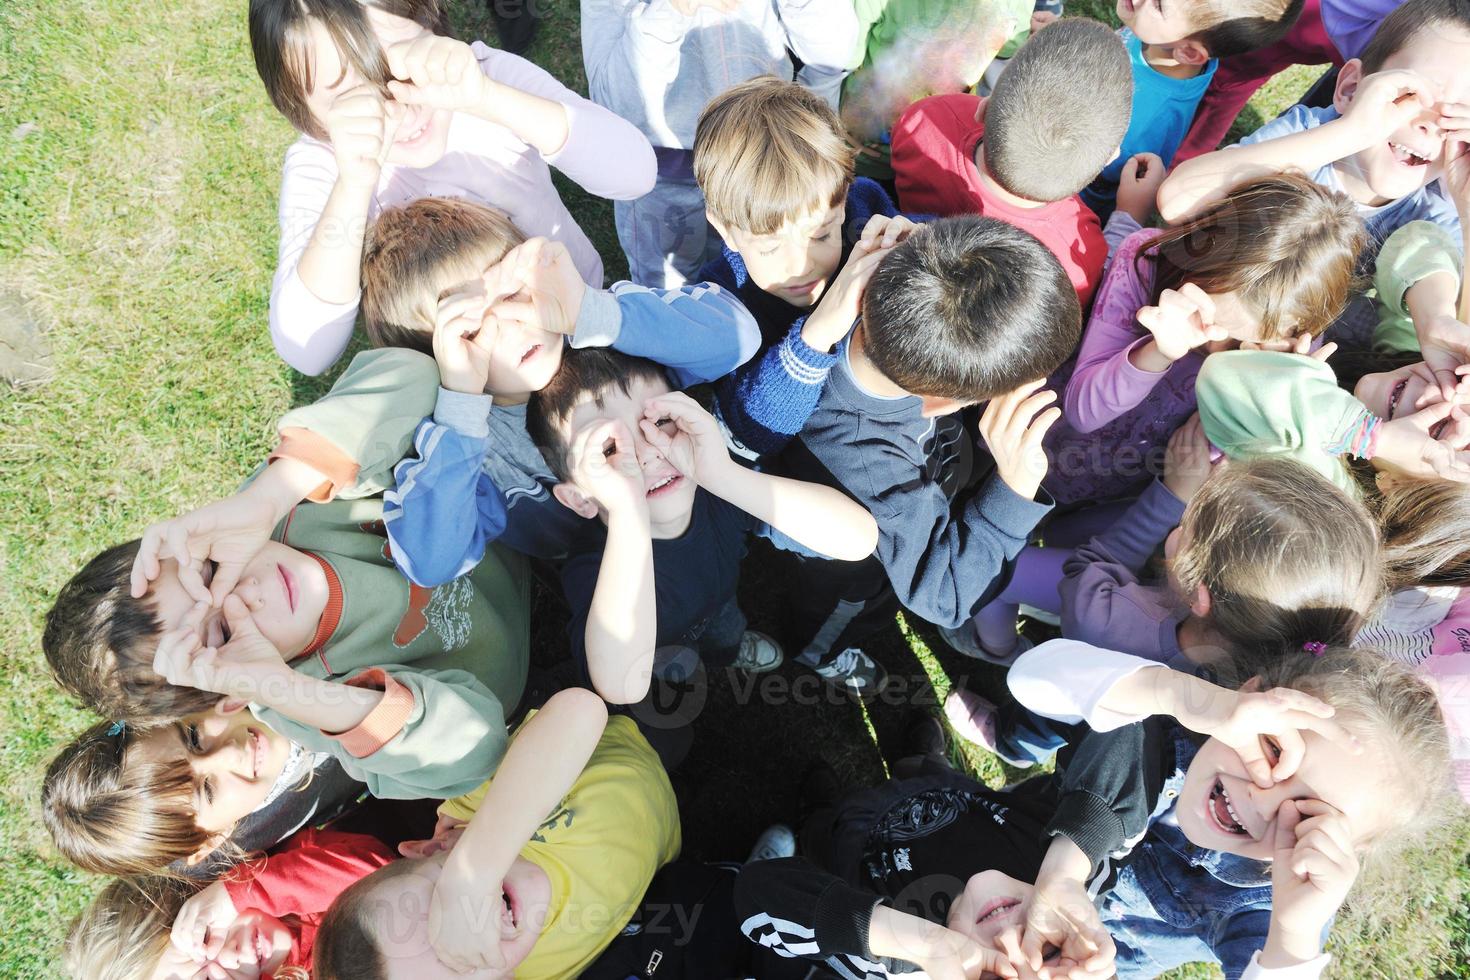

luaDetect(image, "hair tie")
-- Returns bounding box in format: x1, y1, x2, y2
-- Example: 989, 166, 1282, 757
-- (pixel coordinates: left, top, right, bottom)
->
1302, 641, 1327, 657
106, 720, 126, 737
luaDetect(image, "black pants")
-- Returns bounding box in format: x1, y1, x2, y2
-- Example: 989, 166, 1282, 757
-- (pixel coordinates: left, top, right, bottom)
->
784, 550, 899, 666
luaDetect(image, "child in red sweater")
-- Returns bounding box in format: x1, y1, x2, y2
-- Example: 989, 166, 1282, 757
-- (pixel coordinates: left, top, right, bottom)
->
64, 828, 393, 979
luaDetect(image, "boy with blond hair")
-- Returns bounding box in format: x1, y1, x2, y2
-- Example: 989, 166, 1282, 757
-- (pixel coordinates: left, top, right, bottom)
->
349, 197, 760, 572
692, 75, 922, 695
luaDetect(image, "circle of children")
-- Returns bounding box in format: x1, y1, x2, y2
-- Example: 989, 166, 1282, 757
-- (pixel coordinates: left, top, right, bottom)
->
36, 0, 1470, 976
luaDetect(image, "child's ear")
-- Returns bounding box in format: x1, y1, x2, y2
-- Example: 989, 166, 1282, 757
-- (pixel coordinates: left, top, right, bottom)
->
553, 482, 601, 519
213, 698, 250, 716
973, 95, 989, 126
1190, 584, 1213, 619
1239, 675, 1265, 694
1173, 39, 1211, 67
184, 834, 227, 867
706, 213, 732, 248
919, 395, 967, 418
1333, 60, 1365, 114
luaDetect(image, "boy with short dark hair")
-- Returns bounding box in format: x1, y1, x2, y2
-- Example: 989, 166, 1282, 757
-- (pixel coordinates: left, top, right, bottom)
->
791, 215, 1081, 637
524, 348, 880, 705
1160, 0, 1469, 247
891, 17, 1139, 306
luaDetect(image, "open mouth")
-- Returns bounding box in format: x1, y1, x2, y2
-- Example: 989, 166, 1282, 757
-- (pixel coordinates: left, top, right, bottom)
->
1387, 378, 1408, 420
246, 727, 264, 779
1389, 141, 1432, 168
1208, 779, 1251, 837
519, 343, 543, 367
254, 927, 272, 965
395, 108, 432, 147
974, 896, 1021, 924
502, 881, 521, 939
646, 473, 683, 498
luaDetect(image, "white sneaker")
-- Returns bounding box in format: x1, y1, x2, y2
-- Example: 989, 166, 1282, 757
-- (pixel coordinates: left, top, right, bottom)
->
813, 647, 889, 699
938, 621, 1034, 666
745, 823, 796, 863
732, 630, 784, 673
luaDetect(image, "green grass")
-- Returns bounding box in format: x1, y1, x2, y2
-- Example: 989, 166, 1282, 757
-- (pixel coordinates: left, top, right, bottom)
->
1, 0, 1465, 977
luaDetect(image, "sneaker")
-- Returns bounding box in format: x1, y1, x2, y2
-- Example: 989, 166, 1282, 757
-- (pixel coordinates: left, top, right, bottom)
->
732, 630, 784, 673
902, 713, 948, 761
813, 647, 889, 699
745, 823, 797, 863
943, 688, 1034, 769
651, 645, 701, 683
938, 620, 1034, 666
1018, 603, 1061, 627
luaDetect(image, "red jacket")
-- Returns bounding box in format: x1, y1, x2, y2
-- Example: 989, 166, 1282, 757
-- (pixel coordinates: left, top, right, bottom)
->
892, 93, 1109, 307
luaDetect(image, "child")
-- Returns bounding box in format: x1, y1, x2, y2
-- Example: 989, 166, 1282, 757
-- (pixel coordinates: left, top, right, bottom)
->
1047, 174, 1364, 506
248, 0, 657, 374
793, 215, 1081, 641
1159, 0, 1470, 247
522, 349, 880, 704
890, 17, 1139, 306
64, 828, 393, 979
693, 76, 917, 458
580, 0, 861, 287
311, 688, 681, 980
1372, 219, 1468, 397
738, 644, 1453, 980
361, 197, 759, 569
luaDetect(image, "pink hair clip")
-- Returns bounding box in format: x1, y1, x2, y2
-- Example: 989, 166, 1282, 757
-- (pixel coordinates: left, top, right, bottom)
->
1302, 641, 1327, 657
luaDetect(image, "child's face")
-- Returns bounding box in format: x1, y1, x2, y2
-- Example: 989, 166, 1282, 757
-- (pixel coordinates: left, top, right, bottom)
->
1202, 289, 1268, 350
558, 375, 699, 532
1115, 0, 1200, 45
1337, 28, 1470, 204
442, 266, 564, 400
131, 706, 293, 834
148, 543, 328, 660
301, 8, 453, 169
1354, 361, 1440, 421
1175, 713, 1393, 860
148, 908, 293, 980
366, 853, 550, 978
717, 202, 846, 309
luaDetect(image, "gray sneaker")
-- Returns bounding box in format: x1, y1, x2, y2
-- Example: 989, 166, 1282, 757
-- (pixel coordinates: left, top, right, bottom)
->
745, 823, 797, 863
938, 621, 1034, 666
814, 647, 889, 699
732, 630, 784, 673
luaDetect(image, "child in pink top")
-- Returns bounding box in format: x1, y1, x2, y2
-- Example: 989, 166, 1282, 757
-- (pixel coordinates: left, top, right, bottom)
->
1044, 173, 1364, 504
249, 0, 656, 375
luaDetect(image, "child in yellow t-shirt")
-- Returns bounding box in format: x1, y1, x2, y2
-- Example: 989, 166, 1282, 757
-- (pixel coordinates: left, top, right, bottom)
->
310, 688, 680, 979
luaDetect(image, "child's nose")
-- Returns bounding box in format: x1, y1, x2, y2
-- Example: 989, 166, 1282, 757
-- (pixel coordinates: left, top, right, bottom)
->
233, 577, 263, 608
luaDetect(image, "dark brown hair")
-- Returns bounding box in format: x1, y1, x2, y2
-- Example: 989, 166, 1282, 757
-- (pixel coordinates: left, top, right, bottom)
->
526, 348, 670, 482
1137, 173, 1365, 342
44, 540, 223, 723
1360, 0, 1470, 74
248, 0, 450, 140
312, 860, 425, 980
1187, 0, 1306, 58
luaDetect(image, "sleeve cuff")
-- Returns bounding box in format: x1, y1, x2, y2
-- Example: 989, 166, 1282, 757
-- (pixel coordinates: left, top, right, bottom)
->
1046, 790, 1125, 872
812, 879, 887, 959
433, 387, 493, 438
269, 428, 359, 503
1241, 950, 1331, 980
570, 287, 623, 349
1119, 336, 1170, 379
330, 669, 416, 758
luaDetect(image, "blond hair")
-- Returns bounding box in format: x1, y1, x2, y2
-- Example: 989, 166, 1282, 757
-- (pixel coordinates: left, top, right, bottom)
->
41, 720, 227, 877
361, 197, 526, 354
66, 876, 309, 980
1377, 480, 1470, 592
1172, 458, 1383, 653
693, 76, 855, 235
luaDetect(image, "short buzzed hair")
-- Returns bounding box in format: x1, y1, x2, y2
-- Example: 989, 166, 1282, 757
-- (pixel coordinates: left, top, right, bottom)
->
1359, 0, 1470, 74
983, 19, 1133, 202
693, 76, 856, 235
526, 348, 670, 482
361, 197, 526, 355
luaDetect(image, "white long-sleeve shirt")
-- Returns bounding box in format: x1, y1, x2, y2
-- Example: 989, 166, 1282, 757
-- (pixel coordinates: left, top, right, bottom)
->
269, 41, 656, 375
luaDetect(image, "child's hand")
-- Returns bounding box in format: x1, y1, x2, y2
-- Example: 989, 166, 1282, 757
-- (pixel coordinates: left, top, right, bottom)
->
429, 861, 511, 974
432, 283, 497, 394
639, 392, 730, 484
1135, 284, 1229, 364
486, 237, 587, 337
1019, 875, 1114, 980
569, 418, 649, 521
1162, 413, 1214, 502
800, 236, 894, 353
856, 213, 920, 252
1414, 313, 1470, 404
979, 380, 1060, 501
1375, 397, 1470, 482
1030, 9, 1059, 33
1172, 680, 1360, 787
913, 932, 1018, 980
153, 596, 290, 701
1116, 152, 1166, 224
385, 35, 490, 114
131, 495, 280, 604
170, 880, 237, 964
1437, 102, 1470, 211
398, 813, 469, 858
324, 84, 397, 189
1267, 799, 1359, 950
1341, 69, 1436, 150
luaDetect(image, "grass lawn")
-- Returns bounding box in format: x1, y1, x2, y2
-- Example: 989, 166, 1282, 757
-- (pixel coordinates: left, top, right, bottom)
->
1, 0, 1466, 976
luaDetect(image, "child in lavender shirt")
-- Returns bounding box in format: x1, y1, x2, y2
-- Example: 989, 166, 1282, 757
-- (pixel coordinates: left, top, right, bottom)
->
248, 0, 656, 374
1043, 174, 1364, 506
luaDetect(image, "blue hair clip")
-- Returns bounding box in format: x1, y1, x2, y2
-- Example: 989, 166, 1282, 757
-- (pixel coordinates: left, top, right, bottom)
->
106, 720, 126, 737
